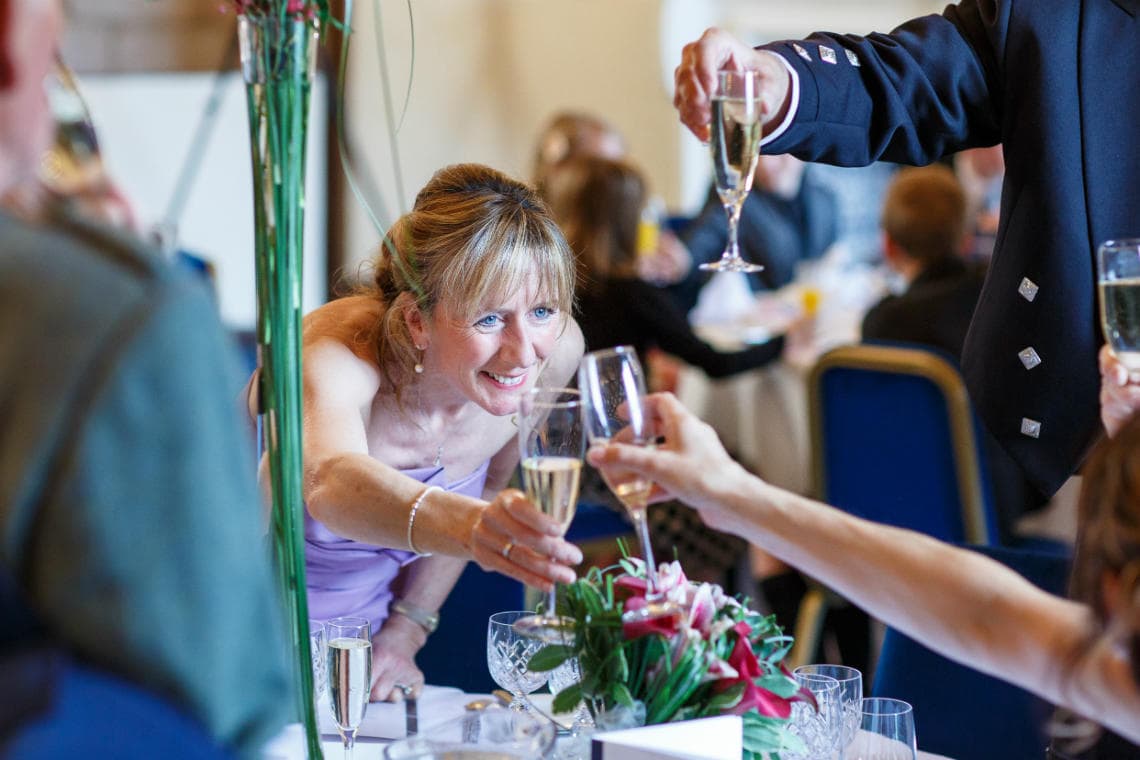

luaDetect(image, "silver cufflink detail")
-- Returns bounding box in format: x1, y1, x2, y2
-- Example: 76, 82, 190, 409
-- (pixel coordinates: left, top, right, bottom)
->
1018, 347, 1042, 370
1018, 277, 1039, 302
819, 45, 838, 64
1020, 418, 1042, 439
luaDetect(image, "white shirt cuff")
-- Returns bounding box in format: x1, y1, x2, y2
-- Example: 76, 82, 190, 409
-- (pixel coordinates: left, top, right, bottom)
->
760, 52, 800, 148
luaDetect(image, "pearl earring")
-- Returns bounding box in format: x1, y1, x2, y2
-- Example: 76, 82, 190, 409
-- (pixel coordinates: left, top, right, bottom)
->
414, 344, 425, 374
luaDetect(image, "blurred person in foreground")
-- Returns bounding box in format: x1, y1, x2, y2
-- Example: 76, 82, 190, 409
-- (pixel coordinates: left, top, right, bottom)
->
589, 393, 1140, 754
673, 2, 1134, 503
0, 0, 289, 755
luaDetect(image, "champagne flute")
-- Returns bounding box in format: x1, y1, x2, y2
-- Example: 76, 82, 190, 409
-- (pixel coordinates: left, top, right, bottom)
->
513, 387, 585, 642
1097, 238, 1140, 370
701, 69, 765, 273
578, 346, 679, 622
327, 617, 372, 760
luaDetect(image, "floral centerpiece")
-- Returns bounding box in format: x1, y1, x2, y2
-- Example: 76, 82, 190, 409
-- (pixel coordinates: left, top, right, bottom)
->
530, 559, 815, 759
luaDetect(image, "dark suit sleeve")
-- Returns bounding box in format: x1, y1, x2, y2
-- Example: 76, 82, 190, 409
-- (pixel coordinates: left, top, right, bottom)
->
763, 0, 1007, 165
27, 277, 292, 756
628, 281, 784, 379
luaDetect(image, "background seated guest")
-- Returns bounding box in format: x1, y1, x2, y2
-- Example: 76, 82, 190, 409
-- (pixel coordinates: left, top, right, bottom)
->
295, 164, 583, 703
862, 164, 1045, 541
672, 153, 839, 313
861, 164, 982, 358
531, 109, 690, 286
0, 0, 290, 753
588, 393, 1140, 751
541, 155, 784, 382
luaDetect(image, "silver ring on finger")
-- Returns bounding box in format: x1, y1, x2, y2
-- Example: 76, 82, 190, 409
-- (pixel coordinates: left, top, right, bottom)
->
501, 541, 514, 560
395, 682, 413, 697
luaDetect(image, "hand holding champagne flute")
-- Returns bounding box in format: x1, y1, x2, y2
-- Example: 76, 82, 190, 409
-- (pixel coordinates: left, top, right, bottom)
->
513, 388, 585, 641
701, 69, 765, 273
579, 346, 679, 622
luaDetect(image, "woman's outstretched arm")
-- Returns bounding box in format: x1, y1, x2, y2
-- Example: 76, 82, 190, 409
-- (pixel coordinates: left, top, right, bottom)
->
588, 393, 1140, 743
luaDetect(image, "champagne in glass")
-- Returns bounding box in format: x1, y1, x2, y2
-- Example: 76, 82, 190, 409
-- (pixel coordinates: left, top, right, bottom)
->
1098, 239, 1140, 370
701, 70, 765, 274
327, 617, 372, 759
579, 346, 680, 623
514, 388, 585, 642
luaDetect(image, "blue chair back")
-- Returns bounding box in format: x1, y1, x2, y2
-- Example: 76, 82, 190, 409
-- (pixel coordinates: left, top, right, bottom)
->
808, 343, 999, 545
872, 544, 1072, 760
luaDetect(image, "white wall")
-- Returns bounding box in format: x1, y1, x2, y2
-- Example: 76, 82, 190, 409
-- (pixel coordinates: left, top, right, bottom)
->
340, 0, 943, 273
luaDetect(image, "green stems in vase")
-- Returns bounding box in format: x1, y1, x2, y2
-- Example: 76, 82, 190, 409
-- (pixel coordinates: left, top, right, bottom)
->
238, 10, 322, 758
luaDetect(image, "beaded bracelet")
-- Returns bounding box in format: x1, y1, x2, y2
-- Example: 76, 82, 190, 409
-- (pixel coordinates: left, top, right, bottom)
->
406, 485, 441, 556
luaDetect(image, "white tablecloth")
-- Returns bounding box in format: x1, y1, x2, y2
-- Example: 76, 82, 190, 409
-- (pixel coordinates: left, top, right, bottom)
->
262, 687, 955, 760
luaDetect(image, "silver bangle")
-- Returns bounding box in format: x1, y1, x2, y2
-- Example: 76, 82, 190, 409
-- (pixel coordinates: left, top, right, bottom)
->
391, 598, 440, 634
407, 485, 441, 557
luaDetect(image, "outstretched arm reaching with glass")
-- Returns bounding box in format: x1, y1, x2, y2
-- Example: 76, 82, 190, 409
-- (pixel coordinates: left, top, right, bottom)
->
588, 393, 1140, 745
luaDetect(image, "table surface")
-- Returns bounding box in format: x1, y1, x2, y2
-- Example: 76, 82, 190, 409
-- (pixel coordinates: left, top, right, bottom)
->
261, 687, 955, 760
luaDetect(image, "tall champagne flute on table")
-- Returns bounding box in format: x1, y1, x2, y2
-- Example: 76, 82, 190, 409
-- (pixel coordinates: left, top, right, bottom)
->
579, 346, 679, 622
701, 69, 765, 273
513, 387, 586, 641
1098, 239, 1140, 370
327, 617, 371, 760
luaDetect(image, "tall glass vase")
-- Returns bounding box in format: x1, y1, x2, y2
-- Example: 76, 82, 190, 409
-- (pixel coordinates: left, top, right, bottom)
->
238, 12, 323, 758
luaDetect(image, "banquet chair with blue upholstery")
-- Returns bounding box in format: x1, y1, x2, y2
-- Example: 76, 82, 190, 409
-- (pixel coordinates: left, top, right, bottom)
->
807, 343, 999, 545
871, 544, 1072, 760
790, 343, 1000, 667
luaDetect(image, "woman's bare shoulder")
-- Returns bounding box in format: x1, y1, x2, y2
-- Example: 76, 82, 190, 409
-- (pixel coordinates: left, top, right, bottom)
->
304, 295, 383, 342
303, 296, 386, 392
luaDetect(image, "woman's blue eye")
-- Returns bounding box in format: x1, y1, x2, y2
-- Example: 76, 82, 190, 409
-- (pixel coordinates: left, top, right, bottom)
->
533, 306, 555, 320
475, 314, 502, 328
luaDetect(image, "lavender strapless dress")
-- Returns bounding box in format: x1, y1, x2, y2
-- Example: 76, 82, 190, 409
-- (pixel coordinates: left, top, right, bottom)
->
304, 461, 490, 632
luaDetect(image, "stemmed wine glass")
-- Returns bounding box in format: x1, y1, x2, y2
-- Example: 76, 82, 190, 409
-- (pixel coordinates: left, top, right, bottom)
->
513, 387, 586, 642
327, 617, 372, 760
701, 69, 765, 273
578, 346, 679, 623
488, 611, 551, 712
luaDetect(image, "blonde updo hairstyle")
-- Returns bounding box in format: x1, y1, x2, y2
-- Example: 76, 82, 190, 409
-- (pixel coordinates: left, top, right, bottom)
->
368, 163, 576, 405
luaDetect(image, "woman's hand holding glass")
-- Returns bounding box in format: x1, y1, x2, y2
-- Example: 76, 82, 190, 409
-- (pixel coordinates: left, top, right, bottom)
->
584, 392, 756, 539
468, 489, 583, 590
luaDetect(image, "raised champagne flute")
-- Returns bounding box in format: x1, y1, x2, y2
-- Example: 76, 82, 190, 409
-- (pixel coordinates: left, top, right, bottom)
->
327, 616, 372, 760
1097, 238, 1140, 370
513, 387, 586, 642
578, 346, 679, 623
700, 69, 765, 273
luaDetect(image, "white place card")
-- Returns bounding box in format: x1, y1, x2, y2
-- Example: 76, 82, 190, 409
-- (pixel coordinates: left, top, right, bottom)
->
591, 715, 742, 760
